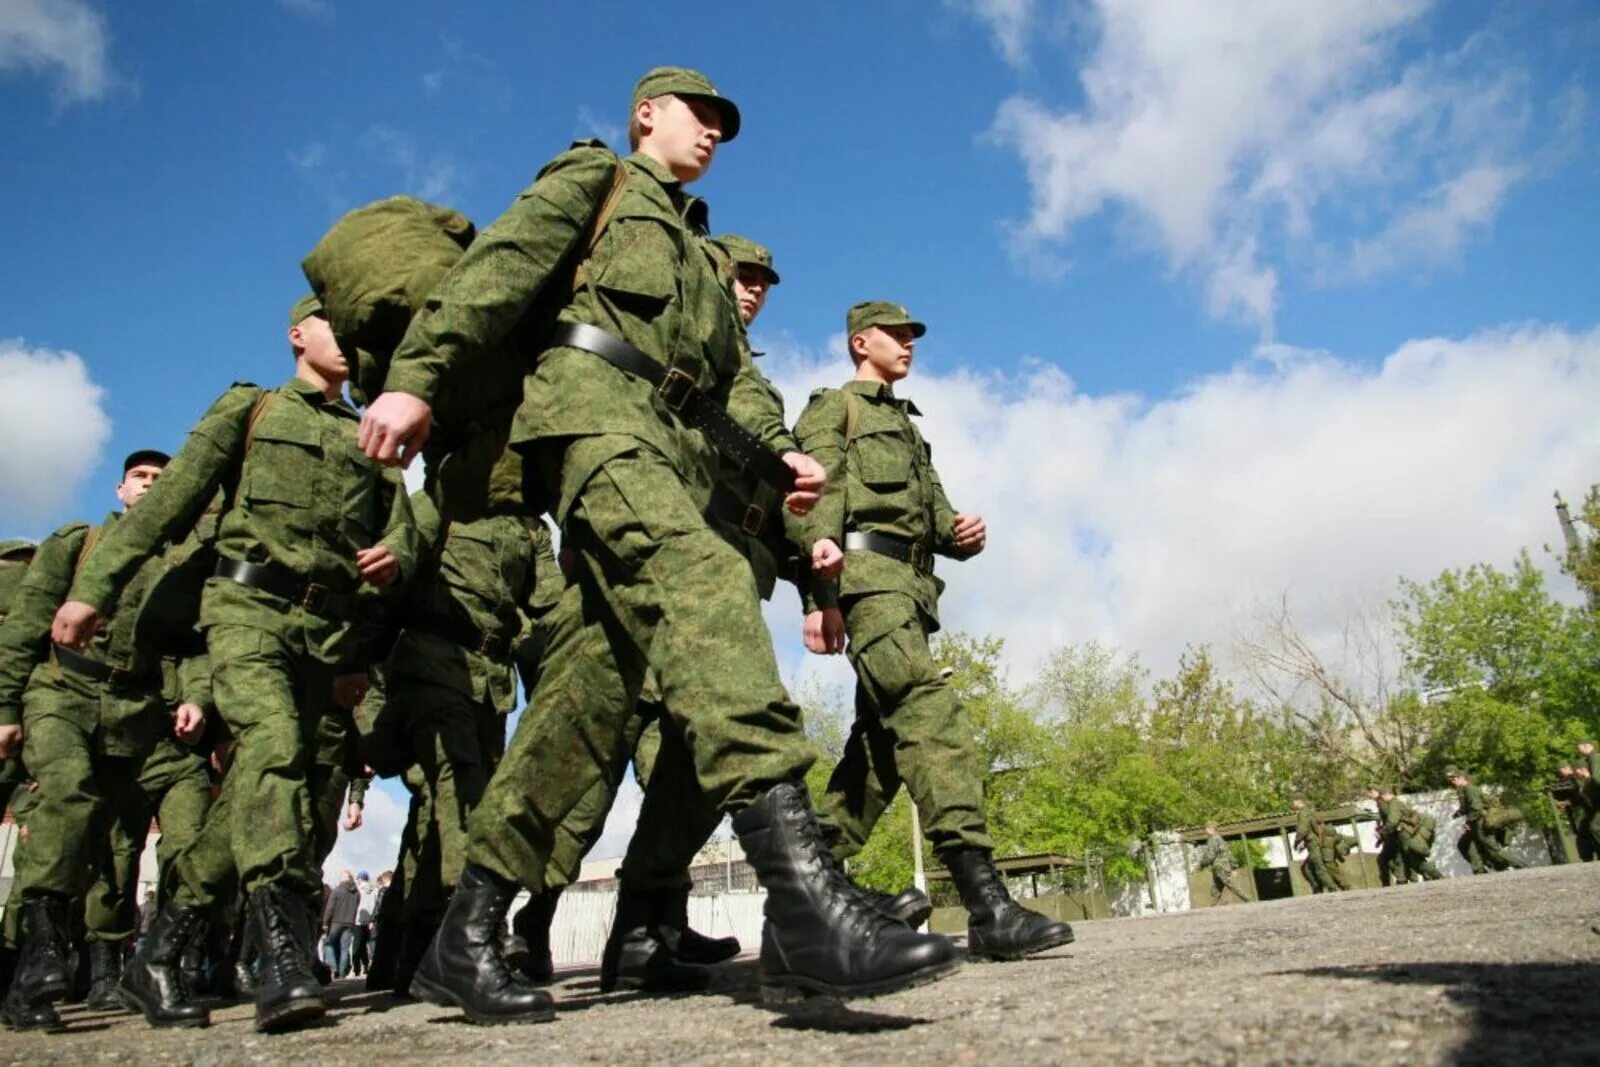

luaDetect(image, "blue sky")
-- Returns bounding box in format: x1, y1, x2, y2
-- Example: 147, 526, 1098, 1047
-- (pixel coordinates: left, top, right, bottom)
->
3, 0, 1598, 872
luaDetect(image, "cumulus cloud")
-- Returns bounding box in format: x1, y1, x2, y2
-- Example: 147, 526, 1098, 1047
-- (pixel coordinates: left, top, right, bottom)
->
757, 322, 1600, 686
0, 340, 112, 530
978, 0, 1538, 335
0, 0, 118, 105
951, 0, 1040, 69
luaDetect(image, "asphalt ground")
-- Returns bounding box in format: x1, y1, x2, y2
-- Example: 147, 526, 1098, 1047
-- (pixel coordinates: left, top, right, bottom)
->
6, 861, 1598, 1065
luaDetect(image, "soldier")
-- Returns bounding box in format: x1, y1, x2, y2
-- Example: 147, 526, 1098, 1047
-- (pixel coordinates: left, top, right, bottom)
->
51, 295, 415, 1032
1368, 788, 1403, 885
0, 449, 199, 1031
380, 493, 550, 995
790, 301, 1074, 961
1194, 824, 1249, 905
359, 67, 959, 1023
1447, 768, 1524, 873
1377, 788, 1441, 883
0, 541, 35, 818
1291, 797, 1346, 892
1567, 755, 1600, 857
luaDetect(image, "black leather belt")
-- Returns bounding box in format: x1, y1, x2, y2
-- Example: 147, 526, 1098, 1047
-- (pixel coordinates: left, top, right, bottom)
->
844, 530, 934, 574
52, 644, 156, 689
707, 484, 771, 538
413, 614, 511, 659
549, 322, 796, 495
214, 558, 354, 618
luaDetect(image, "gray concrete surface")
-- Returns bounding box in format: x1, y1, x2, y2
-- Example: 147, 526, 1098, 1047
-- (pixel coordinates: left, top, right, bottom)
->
7, 861, 1598, 1065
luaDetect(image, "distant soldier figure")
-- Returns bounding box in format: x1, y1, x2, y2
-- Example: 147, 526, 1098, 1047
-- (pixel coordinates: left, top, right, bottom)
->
1448, 768, 1524, 873
1552, 766, 1595, 862
1569, 752, 1600, 858
1376, 788, 1442, 883
1194, 823, 1249, 905
1291, 797, 1347, 893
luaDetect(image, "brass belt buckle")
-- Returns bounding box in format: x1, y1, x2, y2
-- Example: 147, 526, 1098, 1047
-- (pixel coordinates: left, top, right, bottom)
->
301, 582, 330, 615
741, 504, 766, 537
657, 368, 697, 413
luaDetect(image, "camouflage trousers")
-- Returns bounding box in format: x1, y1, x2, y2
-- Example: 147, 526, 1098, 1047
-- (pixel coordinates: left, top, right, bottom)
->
1393, 829, 1442, 882
1210, 866, 1249, 905
14, 681, 165, 905
816, 591, 993, 861
171, 624, 338, 906
83, 737, 212, 942
1459, 821, 1522, 873
393, 675, 506, 912
466, 438, 812, 890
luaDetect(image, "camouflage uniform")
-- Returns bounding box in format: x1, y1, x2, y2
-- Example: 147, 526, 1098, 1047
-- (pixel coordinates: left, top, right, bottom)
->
791, 379, 991, 860
69, 377, 414, 905
1295, 808, 1346, 892
0, 541, 34, 818
381, 144, 812, 893
1382, 797, 1441, 883
1195, 832, 1248, 904
1453, 782, 1523, 873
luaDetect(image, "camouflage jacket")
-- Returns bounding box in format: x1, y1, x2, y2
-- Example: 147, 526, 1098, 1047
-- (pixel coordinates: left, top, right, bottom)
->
791, 380, 972, 629
388, 492, 548, 710
1195, 833, 1236, 874
70, 376, 415, 668
1454, 783, 1489, 823
0, 513, 168, 751
381, 145, 790, 524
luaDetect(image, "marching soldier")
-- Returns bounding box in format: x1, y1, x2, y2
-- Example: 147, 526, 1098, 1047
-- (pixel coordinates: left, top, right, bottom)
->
1448, 768, 1524, 874
1194, 824, 1250, 905
790, 301, 1074, 961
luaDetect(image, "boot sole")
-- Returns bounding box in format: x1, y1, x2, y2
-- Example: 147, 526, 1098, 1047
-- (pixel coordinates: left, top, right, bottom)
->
118, 987, 210, 1029
759, 954, 961, 1005
255, 995, 326, 1033
409, 971, 556, 1026
969, 928, 1077, 962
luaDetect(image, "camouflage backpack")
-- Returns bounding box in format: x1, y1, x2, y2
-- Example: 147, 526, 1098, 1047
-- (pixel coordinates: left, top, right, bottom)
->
301, 147, 628, 522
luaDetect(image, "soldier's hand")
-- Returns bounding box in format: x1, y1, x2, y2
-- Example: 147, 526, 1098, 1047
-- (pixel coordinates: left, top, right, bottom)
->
0, 724, 20, 760
332, 672, 370, 710
356, 544, 399, 587
803, 608, 846, 655
952, 513, 987, 553
781, 452, 826, 515
811, 538, 844, 580
359, 392, 432, 467
344, 801, 365, 832
52, 600, 103, 649
173, 703, 206, 745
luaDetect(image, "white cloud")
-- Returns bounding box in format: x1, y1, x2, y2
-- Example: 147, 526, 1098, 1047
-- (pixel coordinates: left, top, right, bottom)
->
950, 0, 1039, 69
980, 0, 1537, 335
576, 105, 623, 150
361, 125, 462, 204
323, 779, 408, 884
0, 0, 117, 105
758, 322, 1600, 685
0, 340, 111, 529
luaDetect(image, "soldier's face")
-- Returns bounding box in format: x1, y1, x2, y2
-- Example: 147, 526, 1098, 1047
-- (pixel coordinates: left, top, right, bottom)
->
733, 265, 770, 325
290, 314, 349, 386
638, 94, 722, 181
855, 325, 916, 382
117, 463, 163, 508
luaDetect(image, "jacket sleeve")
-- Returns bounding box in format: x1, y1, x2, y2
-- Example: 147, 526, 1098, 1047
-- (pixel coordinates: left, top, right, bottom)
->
70, 386, 259, 612
346, 477, 418, 669
380, 146, 621, 406
0, 524, 88, 727
726, 340, 798, 455
789, 390, 847, 552
924, 435, 972, 560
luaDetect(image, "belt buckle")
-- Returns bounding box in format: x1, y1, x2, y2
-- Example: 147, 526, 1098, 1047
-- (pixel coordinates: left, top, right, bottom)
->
301, 582, 330, 615
741, 503, 766, 537
657, 368, 697, 413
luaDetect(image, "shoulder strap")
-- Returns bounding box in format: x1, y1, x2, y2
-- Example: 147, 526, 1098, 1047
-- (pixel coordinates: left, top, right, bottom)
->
842, 391, 863, 449
570, 161, 631, 294
218, 389, 275, 513
74, 525, 102, 575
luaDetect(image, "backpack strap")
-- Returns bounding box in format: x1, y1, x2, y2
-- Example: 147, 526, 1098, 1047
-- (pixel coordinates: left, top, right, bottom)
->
74, 526, 102, 576
842, 390, 863, 449
570, 161, 631, 295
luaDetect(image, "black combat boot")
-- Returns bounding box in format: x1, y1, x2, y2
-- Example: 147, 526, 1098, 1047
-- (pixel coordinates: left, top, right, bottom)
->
942, 847, 1075, 961
409, 864, 555, 1024
3, 896, 73, 1012
117, 901, 211, 1028
85, 939, 130, 1011
510, 888, 560, 984
733, 782, 960, 1002
390, 917, 438, 1000
855, 885, 934, 928
248, 885, 326, 1033
598, 886, 710, 994
654, 885, 740, 965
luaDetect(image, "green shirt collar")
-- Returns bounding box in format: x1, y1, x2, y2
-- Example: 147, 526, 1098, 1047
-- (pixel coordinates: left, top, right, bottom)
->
282, 374, 357, 415
843, 378, 921, 416
626, 152, 708, 230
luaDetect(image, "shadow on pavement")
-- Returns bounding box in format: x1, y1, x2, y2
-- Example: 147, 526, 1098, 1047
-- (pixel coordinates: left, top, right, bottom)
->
1297, 960, 1600, 1065
766, 999, 929, 1034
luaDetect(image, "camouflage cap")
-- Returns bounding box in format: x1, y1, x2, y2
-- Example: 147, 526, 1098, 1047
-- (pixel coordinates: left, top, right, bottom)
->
846, 300, 926, 339
122, 449, 170, 473
632, 66, 741, 143
289, 293, 324, 328
715, 234, 779, 284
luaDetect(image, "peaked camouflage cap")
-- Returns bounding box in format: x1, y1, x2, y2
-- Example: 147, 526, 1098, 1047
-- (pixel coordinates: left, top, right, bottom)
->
122, 449, 171, 473
289, 293, 324, 328
632, 66, 741, 142
847, 300, 927, 339
715, 234, 779, 284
